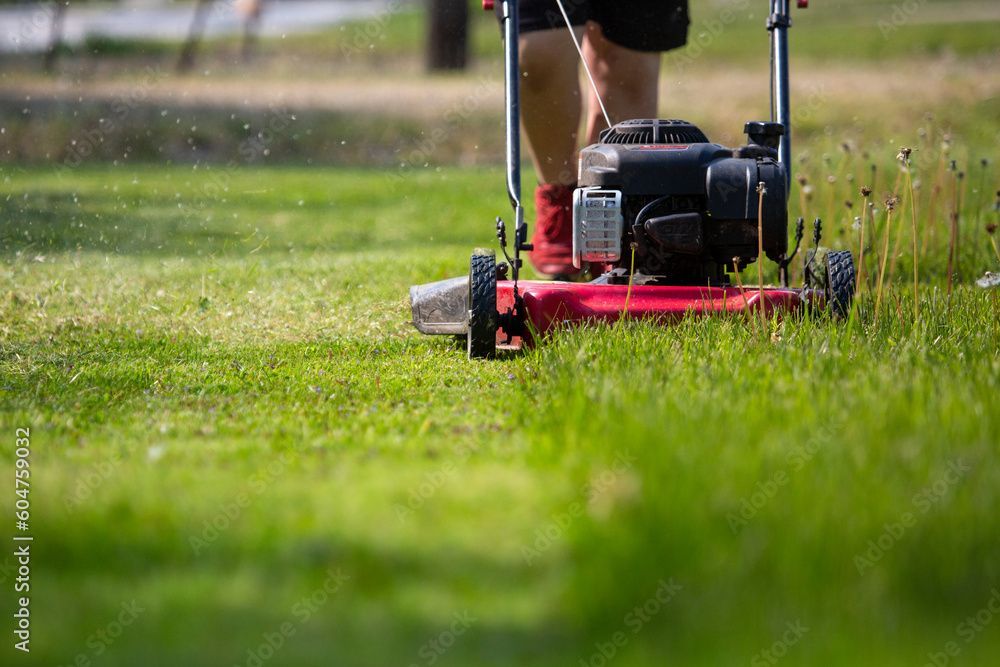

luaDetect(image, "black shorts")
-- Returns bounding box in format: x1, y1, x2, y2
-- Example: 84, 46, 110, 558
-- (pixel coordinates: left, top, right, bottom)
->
511, 0, 689, 52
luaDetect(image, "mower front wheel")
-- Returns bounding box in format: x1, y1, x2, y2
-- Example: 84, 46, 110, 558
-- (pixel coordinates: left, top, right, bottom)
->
825, 250, 856, 318
467, 249, 498, 359
804, 248, 856, 317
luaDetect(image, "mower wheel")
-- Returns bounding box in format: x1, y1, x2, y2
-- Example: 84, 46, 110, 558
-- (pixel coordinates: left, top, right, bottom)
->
825, 250, 856, 318
467, 249, 498, 359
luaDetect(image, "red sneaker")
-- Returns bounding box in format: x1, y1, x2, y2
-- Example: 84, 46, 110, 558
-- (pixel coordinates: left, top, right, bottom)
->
589, 262, 612, 277
529, 183, 580, 278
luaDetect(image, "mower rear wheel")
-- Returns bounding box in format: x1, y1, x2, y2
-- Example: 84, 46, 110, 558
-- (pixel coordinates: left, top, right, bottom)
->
467, 249, 498, 359
825, 250, 856, 318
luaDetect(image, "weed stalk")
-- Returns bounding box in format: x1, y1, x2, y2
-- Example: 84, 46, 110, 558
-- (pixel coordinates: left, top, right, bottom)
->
756, 181, 767, 330
875, 196, 897, 325
858, 186, 872, 293
899, 148, 919, 321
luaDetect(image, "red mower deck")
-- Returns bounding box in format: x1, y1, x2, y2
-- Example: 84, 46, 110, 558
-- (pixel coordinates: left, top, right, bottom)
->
496, 281, 823, 346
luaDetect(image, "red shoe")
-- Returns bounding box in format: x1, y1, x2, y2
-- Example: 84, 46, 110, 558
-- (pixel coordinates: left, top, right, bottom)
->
589, 262, 612, 277
529, 183, 580, 278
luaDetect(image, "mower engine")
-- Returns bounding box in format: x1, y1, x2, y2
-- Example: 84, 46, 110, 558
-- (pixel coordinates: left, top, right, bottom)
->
573, 118, 789, 285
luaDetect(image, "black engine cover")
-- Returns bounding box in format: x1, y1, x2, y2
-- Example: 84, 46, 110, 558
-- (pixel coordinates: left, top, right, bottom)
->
578, 119, 788, 284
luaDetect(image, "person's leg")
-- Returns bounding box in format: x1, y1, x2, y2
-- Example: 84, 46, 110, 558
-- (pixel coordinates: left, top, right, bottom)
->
581, 21, 661, 144
513, 0, 684, 278
520, 22, 661, 277
519, 29, 584, 187
519, 27, 587, 277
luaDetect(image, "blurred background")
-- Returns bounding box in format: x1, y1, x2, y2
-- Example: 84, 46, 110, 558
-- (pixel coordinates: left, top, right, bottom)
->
1, 0, 996, 170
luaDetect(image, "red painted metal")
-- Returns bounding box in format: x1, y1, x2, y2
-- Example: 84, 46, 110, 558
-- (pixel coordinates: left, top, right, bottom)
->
496, 281, 822, 346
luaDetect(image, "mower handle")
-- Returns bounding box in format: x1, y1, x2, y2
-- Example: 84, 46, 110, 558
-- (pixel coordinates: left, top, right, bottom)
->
495, 0, 526, 279
769, 0, 807, 187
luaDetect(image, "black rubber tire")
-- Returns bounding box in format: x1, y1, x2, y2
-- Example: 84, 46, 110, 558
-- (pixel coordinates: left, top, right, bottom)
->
467, 250, 497, 359
825, 250, 856, 318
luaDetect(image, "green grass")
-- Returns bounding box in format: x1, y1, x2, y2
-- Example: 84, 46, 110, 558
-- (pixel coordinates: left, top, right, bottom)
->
681, 10, 1000, 63
1, 164, 999, 666
1, 2, 997, 664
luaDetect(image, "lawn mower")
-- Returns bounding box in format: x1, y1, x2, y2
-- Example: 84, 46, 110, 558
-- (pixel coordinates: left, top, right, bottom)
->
410, 0, 855, 358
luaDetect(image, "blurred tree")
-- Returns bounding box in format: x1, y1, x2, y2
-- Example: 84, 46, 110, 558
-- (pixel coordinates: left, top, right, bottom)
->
177, 0, 265, 71
43, 0, 68, 72
235, 0, 264, 62
177, 0, 213, 73
426, 0, 468, 71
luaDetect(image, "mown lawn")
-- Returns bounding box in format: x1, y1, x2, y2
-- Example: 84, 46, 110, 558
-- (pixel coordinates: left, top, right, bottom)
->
1, 164, 998, 666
